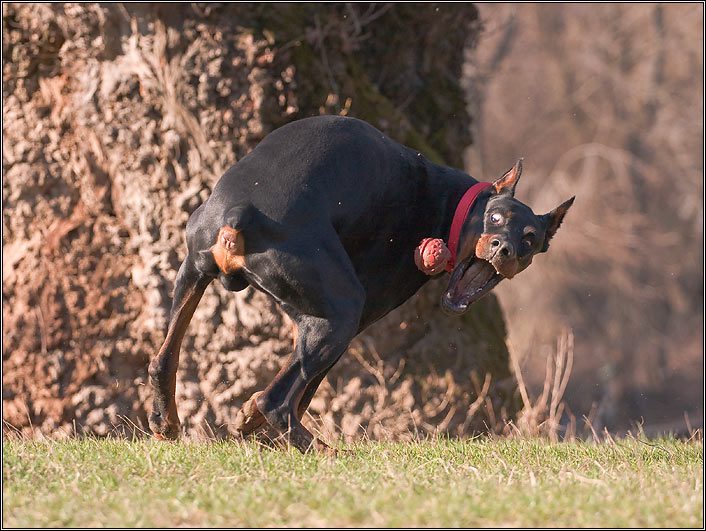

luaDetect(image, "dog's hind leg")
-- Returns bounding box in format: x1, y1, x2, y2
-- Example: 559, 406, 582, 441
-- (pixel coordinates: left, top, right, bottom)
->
148, 255, 211, 439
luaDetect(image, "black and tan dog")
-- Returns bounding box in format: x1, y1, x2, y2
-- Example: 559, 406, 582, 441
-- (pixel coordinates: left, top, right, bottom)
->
148, 115, 574, 452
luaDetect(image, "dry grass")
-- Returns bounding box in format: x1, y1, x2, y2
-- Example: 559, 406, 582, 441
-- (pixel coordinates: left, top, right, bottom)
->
507, 329, 575, 441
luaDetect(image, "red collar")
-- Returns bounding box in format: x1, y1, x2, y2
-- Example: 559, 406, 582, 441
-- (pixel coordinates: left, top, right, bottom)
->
445, 181, 492, 272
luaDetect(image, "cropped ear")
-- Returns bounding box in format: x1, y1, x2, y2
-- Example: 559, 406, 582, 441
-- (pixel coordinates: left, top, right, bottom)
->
492, 159, 523, 196
540, 196, 575, 252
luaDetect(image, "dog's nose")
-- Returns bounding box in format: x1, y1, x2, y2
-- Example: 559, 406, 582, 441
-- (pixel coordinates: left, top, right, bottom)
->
490, 239, 515, 259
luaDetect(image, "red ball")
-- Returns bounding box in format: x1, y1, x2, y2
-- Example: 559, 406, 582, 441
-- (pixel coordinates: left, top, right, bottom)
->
414, 237, 451, 275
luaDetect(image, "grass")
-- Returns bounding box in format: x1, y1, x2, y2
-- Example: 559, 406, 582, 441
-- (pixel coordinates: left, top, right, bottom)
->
2, 437, 703, 527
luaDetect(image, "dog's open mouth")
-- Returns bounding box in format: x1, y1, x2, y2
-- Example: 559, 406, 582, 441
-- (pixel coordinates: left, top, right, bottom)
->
442, 257, 503, 314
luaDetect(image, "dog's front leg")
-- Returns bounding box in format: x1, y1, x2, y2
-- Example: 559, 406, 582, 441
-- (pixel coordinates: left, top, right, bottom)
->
239, 235, 364, 453
234, 334, 332, 439
256, 313, 360, 454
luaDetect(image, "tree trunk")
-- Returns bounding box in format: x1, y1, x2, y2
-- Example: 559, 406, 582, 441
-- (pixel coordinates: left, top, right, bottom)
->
2, 3, 517, 439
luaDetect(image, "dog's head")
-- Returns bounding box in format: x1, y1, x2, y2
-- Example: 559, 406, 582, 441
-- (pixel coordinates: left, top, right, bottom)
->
442, 160, 575, 314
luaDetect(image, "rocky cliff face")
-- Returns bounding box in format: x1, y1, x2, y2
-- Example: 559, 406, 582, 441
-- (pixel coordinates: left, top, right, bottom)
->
2, 3, 517, 440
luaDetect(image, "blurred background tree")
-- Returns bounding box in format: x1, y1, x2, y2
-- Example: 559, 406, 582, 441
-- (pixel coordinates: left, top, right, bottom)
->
2, 2, 517, 440
466, 3, 703, 434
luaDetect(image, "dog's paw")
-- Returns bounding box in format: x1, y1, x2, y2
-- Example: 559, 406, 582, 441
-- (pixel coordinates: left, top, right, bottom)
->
149, 411, 181, 440
233, 391, 267, 437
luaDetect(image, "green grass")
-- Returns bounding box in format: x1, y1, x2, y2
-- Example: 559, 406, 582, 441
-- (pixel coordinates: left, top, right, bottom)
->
3, 437, 703, 527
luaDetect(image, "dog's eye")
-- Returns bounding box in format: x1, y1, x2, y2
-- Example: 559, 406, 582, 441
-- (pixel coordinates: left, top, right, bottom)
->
490, 213, 503, 224
522, 234, 536, 249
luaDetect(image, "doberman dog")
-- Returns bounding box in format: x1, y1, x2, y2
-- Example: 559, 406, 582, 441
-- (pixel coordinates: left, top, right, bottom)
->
148, 115, 574, 452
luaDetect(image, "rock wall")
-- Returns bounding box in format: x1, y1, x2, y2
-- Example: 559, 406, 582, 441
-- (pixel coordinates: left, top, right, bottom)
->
2, 3, 517, 440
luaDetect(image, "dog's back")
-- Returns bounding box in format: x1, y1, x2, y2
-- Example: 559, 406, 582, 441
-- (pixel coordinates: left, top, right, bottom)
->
207, 116, 425, 232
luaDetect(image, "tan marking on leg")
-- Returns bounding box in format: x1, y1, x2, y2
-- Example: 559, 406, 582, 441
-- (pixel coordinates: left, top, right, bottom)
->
149, 279, 209, 440
233, 391, 267, 437
210, 226, 246, 274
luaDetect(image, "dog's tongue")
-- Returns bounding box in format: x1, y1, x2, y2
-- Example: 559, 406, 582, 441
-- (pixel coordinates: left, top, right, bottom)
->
452, 259, 497, 298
